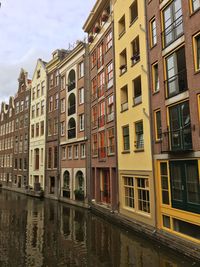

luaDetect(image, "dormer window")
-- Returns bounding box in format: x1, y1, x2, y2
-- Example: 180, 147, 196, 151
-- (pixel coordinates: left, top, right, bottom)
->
37, 70, 41, 79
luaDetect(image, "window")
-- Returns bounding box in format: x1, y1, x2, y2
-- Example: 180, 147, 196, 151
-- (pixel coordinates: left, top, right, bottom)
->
97, 43, 104, 68
107, 62, 113, 89
191, 0, 200, 13
169, 101, 192, 151
40, 121, 44, 136
61, 75, 66, 90
37, 70, 40, 78
55, 70, 59, 86
118, 15, 125, 38
36, 123, 39, 137
14, 158, 18, 169
107, 95, 114, 122
61, 121, 65, 136
106, 31, 112, 51
162, 0, 183, 48
80, 144, 86, 158
55, 93, 59, 110
133, 76, 142, 105
68, 69, 76, 92
36, 103, 40, 117
91, 50, 96, 69
24, 134, 28, 152
32, 88, 36, 100
19, 135, 23, 152
97, 71, 105, 98
35, 149, 39, 170
135, 121, 144, 150
48, 119, 52, 136
160, 162, 170, 205
92, 105, 98, 128
193, 32, 200, 71
41, 148, 43, 164
48, 147, 52, 168
119, 49, 127, 75
162, 215, 171, 229
78, 61, 84, 78
41, 81, 45, 96
37, 84, 40, 98
130, 0, 138, 24
61, 98, 65, 113
50, 74, 53, 88
98, 101, 105, 128
68, 146, 72, 159
150, 17, 157, 47
20, 100, 24, 112
79, 114, 84, 131
131, 36, 140, 65
121, 85, 128, 112
41, 100, 45, 115
32, 106, 35, 119
62, 147, 66, 159
74, 145, 79, 159
25, 96, 29, 109
19, 158, 22, 170
54, 146, 58, 168
31, 125, 34, 138
155, 110, 162, 141
91, 78, 97, 101
137, 178, 150, 213
54, 118, 58, 135
49, 96, 53, 112
122, 125, 130, 151
124, 177, 134, 208
92, 134, 98, 156
68, 118, 76, 139
170, 160, 200, 214
79, 88, 84, 104
108, 127, 114, 154
165, 46, 187, 98
152, 62, 159, 92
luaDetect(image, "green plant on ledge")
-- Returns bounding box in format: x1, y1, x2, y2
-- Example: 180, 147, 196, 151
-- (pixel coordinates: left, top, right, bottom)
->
74, 189, 84, 201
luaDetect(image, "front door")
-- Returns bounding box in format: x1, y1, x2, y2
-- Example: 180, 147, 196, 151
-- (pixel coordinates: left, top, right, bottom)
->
101, 169, 110, 204
170, 160, 200, 214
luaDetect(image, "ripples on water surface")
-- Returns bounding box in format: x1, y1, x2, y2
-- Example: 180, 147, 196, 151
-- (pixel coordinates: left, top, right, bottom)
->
0, 190, 197, 267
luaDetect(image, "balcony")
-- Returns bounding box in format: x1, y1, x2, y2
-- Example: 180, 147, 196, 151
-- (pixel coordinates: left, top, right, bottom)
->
98, 147, 106, 159
121, 102, 128, 112
107, 112, 114, 122
164, 69, 187, 99
98, 115, 105, 128
119, 64, 127, 75
131, 53, 140, 65
161, 125, 192, 153
68, 105, 76, 116
133, 95, 142, 106
162, 15, 183, 49
98, 85, 105, 98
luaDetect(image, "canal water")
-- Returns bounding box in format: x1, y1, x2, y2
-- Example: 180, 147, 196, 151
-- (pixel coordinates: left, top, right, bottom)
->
0, 190, 198, 267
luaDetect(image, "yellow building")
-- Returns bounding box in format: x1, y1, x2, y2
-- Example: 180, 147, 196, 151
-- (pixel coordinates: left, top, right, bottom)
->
113, 0, 155, 226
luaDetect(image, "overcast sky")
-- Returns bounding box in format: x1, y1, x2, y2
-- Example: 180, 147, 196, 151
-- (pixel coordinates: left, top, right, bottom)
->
0, 0, 96, 103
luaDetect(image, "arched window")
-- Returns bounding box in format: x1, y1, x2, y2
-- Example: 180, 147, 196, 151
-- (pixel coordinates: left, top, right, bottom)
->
68, 118, 76, 139
76, 171, 84, 191
68, 69, 76, 92
68, 93, 76, 116
63, 170, 70, 189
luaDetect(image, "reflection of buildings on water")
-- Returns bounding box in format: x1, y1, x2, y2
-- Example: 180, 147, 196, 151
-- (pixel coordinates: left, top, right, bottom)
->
0, 191, 27, 266
25, 198, 44, 267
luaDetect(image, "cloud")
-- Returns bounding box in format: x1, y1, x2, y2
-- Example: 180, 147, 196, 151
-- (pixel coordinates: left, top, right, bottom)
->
0, 0, 96, 103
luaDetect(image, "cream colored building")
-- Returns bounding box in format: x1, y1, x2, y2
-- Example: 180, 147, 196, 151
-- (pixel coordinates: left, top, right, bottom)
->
29, 59, 47, 190
113, 0, 155, 226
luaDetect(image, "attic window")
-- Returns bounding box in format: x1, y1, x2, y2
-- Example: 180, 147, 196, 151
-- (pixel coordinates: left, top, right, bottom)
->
37, 70, 41, 79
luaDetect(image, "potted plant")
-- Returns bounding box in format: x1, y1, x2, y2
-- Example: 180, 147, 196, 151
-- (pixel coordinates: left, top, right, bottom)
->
94, 22, 100, 33
88, 33, 94, 43
102, 10, 109, 22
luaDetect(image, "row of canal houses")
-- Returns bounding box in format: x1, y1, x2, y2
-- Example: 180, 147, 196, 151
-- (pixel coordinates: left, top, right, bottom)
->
0, 0, 200, 255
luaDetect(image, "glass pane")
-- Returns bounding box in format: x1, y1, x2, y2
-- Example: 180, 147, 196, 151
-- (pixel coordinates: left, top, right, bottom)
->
171, 163, 183, 202
185, 162, 200, 205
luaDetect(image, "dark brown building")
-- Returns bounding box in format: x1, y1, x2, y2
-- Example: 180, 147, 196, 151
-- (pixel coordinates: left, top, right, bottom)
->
83, 0, 118, 211
147, 0, 200, 244
0, 97, 15, 186
45, 49, 69, 199
13, 69, 31, 189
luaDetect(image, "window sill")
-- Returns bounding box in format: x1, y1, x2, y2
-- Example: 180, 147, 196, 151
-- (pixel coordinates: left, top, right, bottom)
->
152, 89, 160, 95
150, 43, 157, 50
194, 69, 200, 75
134, 148, 144, 153
190, 7, 200, 17
122, 150, 130, 154
129, 16, 138, 28
107, 153, 115, 157
118, 30, 126, 40
131, 59, 140, 68
132, 101, 142, 108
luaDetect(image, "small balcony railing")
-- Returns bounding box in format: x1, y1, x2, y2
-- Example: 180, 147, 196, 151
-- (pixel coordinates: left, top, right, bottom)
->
98, 85, 105, 98
98, 115, 105, 128
133, 95, 142, 106
68, 128, 76, 139
68, 105, 76, 116
161, 125, 192, 153
131, 53, 140, 65
120, 64, 127, 75
164, 69, 187, 99
162, 15, 183, 49
98, 147, 106, 159
121, 102, 128, 112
